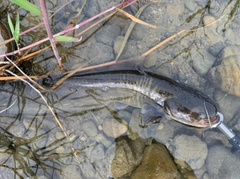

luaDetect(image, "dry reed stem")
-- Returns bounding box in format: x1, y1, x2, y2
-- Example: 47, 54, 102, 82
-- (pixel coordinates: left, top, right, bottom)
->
5, 56, 81, 166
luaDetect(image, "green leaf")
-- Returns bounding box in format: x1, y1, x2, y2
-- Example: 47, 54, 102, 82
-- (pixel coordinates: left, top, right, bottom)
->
14, 13, 20, 42
7, 14, 15, 37
11, 0, 41, 16
54, 36, 82, 42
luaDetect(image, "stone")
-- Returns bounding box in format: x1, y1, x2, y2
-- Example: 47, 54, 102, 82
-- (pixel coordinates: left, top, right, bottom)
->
143, 52, 157, 68
209, 53, 240, 97
62, 165, 82, 179
166, 4, 184, 16
203, 15, 217, 29
90, 143, 105, 161
169, 134, 208, 170
95, 133, 112, 148
87, 42, 114, 64
192, 49, 215, 75
130, 143, 183, 179
111, 136, 146, 178
102, 117, 128, 138
206, 145, 240, 179
81, 121, 98, 137
95, 24, 121, 46
185, 0, 197, 12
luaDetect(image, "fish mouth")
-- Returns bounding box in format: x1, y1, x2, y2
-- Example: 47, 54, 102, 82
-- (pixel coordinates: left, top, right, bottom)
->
197, 115, 220, 127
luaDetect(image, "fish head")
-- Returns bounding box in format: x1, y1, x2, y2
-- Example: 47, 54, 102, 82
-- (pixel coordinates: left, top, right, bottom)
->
163, 98, 219, 128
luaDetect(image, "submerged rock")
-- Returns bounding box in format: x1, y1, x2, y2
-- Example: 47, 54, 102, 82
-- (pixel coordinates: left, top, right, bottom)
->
130, 143, 183, 179
209, 46, 240, 97
111, 136, 146, 178
206, 145, 240, 179
169, 134, 208, 170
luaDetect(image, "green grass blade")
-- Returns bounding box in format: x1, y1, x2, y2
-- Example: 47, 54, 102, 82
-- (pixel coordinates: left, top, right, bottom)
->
11, 0, 41, 16
7, 14, 15, 37
14, 13, 20, 42
54, 36, 82, 42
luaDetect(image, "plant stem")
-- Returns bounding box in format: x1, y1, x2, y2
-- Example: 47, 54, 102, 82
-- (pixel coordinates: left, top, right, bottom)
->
40, 0, 62, 68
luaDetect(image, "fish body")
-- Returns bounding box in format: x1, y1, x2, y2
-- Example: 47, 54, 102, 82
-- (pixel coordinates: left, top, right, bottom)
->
65, 70, 219, 128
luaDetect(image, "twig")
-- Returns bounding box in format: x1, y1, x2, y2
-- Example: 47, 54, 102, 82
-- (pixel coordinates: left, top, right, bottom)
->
5, 56, 80, 166
0, 0, 137, 58
0, 99, 16, 113
40, 0, 62, 68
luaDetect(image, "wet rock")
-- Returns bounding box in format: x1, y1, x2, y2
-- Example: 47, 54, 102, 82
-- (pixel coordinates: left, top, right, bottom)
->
90, 143, 105, 161
81, 161, 99, 178
153, 121, 175, 144
166, 4, 184, 16
113, 36, 138, 59
83, 0, 100, 17
88, 42, 114, 64
81, 121, 98, 137
203, 130, 231, 149
208, 42, 225, 57
205, 28, 223, 44
62, 165, 82, 179
55, 131, 65, 139
95, 133, 112, 148
143, 52, 157, 68
0, 167, 14, 179
130, 143, 183, 179
203, 15, 217, 29
95, 24, 121, 46
206, 145, 240, 179
213, 90, 240, 123
192, 49, 215, 75
102, 117, 128, 138
209, 46, 240, 97
111, 136, 146, 178
169, 134, 208, 170
185, 0, 197, 12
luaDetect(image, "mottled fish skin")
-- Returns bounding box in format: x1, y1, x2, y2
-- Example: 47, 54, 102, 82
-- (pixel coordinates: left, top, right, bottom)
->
66, 70, 219, 128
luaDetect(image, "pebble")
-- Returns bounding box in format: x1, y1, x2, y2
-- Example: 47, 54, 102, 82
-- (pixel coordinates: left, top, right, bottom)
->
185, 0, 197, 12
166, 4, 184, 16
154, 121, 175, 144
169, 134, 208, 170
55, 146, 65, 154
95, 133, 112, 148
102, 117, 128, 138
203, 15, 217, 29
143, 52, 157, 68
81, 120, 98, 137
55, 131, 65, 139
192, 49, 215, 75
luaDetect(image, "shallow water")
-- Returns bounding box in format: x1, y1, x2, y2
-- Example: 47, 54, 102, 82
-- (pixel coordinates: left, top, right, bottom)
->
1, 0, 240, 178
